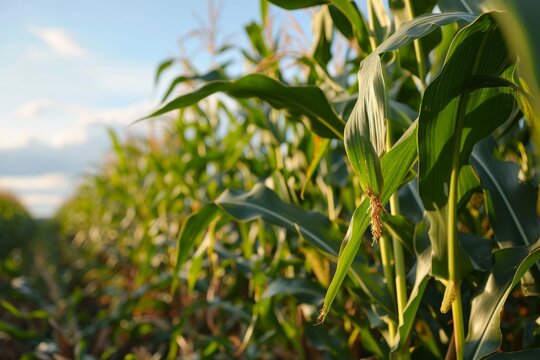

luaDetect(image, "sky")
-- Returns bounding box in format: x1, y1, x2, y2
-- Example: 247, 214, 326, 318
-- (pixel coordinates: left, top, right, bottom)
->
0, 0, 309, 217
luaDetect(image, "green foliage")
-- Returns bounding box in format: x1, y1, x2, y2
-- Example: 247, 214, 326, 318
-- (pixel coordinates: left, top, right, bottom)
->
3, 1, 540, 359
0, 191, 35, 259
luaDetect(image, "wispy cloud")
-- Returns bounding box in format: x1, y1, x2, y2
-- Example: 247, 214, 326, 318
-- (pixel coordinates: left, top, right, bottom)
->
29, 26, 87, 57
0, 173, 68, 191
13, 98, 52, 119
74, 100, 155, 126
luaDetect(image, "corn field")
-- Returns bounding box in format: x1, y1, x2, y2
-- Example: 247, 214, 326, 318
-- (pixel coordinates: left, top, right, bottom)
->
1, 1, 540, 359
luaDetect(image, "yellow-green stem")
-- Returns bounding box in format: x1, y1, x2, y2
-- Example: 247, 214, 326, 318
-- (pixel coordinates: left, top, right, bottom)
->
403, 0, 427, 87
367, 0, 380, 52
451, 287, 465, 360
447, 91, 469, 360
387, 120, 409, 358
379, 233, 397, 343
390, 196, 408, 323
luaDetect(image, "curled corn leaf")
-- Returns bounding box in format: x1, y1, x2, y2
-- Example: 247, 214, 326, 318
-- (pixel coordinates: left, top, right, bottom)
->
344, 59, 387, 241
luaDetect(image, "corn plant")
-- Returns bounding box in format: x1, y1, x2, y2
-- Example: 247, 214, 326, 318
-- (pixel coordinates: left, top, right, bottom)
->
139, 1, 540, 359
7, 0, 535, 359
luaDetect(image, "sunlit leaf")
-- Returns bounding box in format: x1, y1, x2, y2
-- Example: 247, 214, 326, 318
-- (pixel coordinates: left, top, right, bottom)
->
417, 13, 515, 280
144, 74, 346, 139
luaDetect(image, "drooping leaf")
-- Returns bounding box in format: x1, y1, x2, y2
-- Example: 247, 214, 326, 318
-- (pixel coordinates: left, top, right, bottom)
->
311, 6, 333, 65
216, 184, 393, 313
266, 0, 327, 10
246, 22, 270, 58
161, 67, 228, 102
464, 239, 540, 360
144, 74, 346, 139
154, 58, 174, 85
215, 183, 341, 256
262, 278, 324, 305
328, 5, 352, 39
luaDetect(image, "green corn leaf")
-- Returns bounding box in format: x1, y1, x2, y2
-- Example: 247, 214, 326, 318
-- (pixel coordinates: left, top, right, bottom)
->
262, 278, 324, 305
367, 0, 392, 46
383, 214, 415, 255
161, 66, 228, 102
330, 0, 371, 51
417, 13, 515, 280
246, 22, 270, 58
471, 138, 540, 248
216, 183, 341, 256
311, 6, 333, 65
392, 247, 431, 351
494, 1, 540, 155
328, 5, 353, 40
154, 57, 174, 85
464, 239, 540, 360
345, 12, 475, 197
215, 184, 392, 312
269, 0, 371, 53
457, 164, 481, 210
345, 99, 385, 196
143, 74, 346, 139
301, 137, 330, 199
320, 121, 418, 322
171, 204, 220, 294
266, 0, 327, 10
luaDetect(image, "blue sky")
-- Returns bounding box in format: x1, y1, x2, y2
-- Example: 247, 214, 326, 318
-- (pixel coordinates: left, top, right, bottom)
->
0, 0, 312, 217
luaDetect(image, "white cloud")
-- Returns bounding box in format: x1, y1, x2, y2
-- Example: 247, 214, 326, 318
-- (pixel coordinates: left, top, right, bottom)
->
74, 100, 155, 127
13, 98, 52, 119
29, 26, 87, 57
0, 173, 68, 192
50, 127, 89, 148
0, 136, 29, 150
